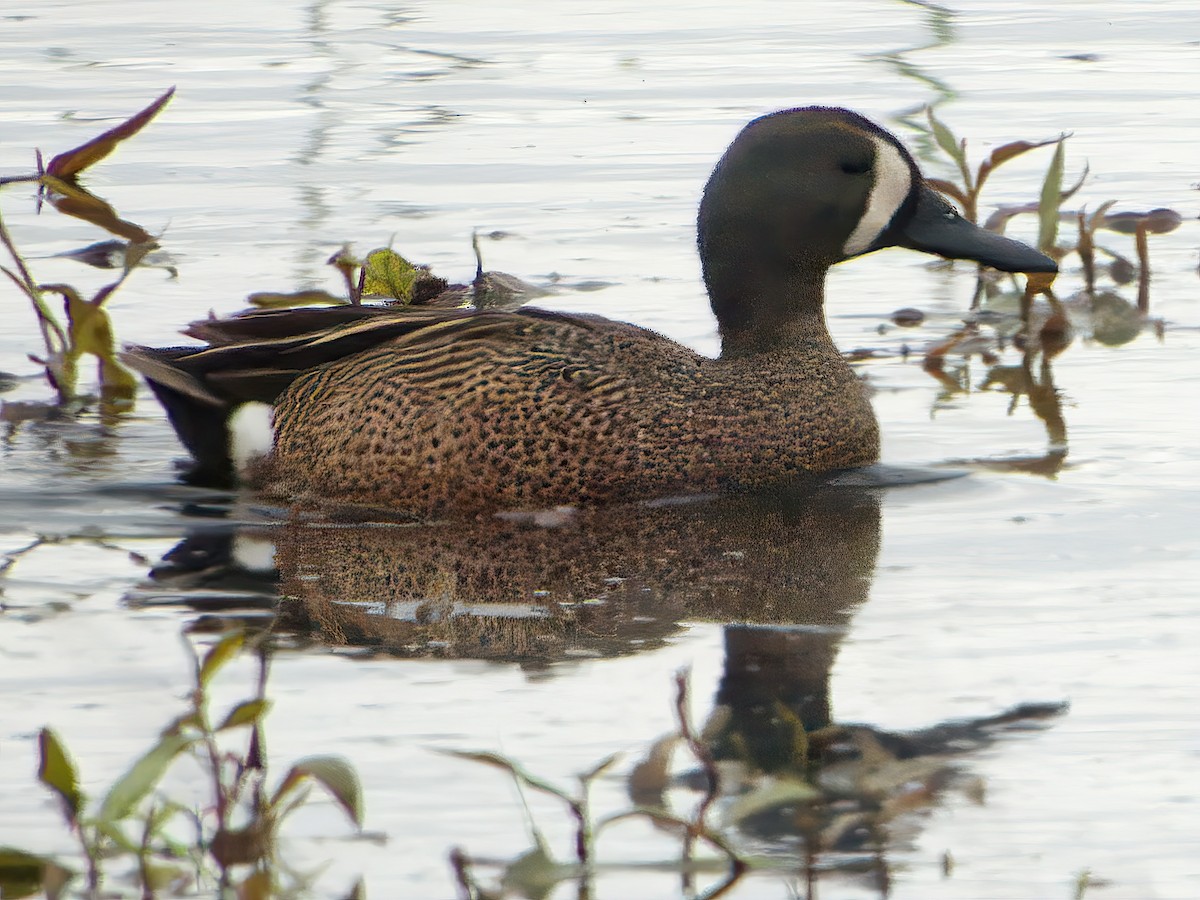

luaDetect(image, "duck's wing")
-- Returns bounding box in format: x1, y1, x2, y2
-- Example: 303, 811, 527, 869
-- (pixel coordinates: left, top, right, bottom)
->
121, 305, 632, 485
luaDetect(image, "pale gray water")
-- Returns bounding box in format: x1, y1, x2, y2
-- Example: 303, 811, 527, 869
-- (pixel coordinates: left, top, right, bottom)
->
1, 1, 1198, 898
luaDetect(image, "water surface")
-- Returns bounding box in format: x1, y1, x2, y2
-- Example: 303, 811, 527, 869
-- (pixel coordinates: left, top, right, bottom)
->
1, 1, 1198, 897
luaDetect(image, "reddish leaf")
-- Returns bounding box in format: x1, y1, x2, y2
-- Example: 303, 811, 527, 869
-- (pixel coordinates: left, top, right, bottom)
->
925, 178, 970, 210
1061, 161, 1089, 202
975, 137, 1059, 193
46, 86, 175, 180
40, 176, 154, 243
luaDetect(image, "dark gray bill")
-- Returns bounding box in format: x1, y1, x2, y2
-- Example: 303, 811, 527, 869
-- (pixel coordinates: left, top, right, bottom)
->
881, 182, 1058, 273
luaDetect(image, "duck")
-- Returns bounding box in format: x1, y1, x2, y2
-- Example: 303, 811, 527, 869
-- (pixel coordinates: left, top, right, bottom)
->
124, 106, 1056, 516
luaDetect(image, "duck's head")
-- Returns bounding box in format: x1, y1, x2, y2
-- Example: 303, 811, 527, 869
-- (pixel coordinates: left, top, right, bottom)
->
698, 107, 1057, 345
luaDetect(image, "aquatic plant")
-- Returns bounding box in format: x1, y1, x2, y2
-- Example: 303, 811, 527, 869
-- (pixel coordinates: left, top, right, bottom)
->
0, 89, 178, 409
0, 630, 364, 899
919, 107, 1182, 311
445, 670, 1064, 899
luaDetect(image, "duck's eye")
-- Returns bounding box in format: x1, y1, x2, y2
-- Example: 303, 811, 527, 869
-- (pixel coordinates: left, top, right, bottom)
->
839, 158, 871, 176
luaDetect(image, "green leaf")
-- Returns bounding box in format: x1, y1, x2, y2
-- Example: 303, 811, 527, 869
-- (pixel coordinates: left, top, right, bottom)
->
1038, 139, 1066, 253
37, 728, 83, 822
198, 631, 244, 688
215, 698, 271, 732
925, 106, 971, 191
362, 248, 418, 302
273, 756, 363, 827
46, 87, 175, 181
925, 106, 961, 163
96, 731, 194, 824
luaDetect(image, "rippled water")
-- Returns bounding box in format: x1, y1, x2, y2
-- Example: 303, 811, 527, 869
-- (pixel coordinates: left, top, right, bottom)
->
2, 1, 1198, 898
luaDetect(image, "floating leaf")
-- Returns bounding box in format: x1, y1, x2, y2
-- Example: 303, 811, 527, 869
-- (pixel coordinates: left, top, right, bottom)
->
247, 289, 348, 309
46, 87, 175, 181
1102, 207, 1184, 235
37, 729, 83, 823
96, 731, 194, 823
472, 271, 548, 310
722, 776, 820, 826
500, 840, 564, 900
362, 248, 419, 302
274, 756, 363, 827
1037, 139, 1065, 253
628, 735, 678, 801
198, 631, 245, 688
216, 698, 272, 732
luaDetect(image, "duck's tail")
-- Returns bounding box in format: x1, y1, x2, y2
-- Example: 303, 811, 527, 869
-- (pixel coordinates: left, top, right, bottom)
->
122, 346, 242, 486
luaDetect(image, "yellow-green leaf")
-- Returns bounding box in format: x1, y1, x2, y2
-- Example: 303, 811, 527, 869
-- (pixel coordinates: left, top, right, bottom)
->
362, 248, 418, 302
37, 729, 83, 822
216, 699, 272, 732
198, 631, 245, 688
46, 87, 175, 181
925, 106, 971, 191
926, 106, 961, 163
96, 732, 193, 823
1038, 139, 1065, 253
247, 289, 348, 309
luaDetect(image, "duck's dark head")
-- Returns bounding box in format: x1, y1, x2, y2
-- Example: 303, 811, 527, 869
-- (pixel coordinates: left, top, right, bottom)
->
698, 107, 1056, 352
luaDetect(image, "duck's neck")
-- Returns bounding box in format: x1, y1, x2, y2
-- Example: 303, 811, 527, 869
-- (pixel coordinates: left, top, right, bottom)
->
713, 268, 836, 359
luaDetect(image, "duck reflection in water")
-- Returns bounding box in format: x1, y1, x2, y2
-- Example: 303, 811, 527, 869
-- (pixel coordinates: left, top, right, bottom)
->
142, 480, 1064, 887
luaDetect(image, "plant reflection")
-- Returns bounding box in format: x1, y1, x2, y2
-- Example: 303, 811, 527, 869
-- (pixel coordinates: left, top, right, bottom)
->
136, 482, 1065, 897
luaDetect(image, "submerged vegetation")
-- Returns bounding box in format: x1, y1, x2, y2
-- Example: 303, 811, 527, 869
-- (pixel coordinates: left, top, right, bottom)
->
0, 630, 363, 900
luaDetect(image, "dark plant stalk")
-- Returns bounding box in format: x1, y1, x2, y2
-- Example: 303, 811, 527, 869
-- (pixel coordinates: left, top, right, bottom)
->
0, 206, 69, 365
139, 803, 157, 900
1134, 222, 1150, 313
673, 670, 722, 885
1077, 211, 1096, 294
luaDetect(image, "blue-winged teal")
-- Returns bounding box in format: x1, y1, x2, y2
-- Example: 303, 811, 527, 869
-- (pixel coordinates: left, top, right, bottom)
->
126, 107, 1055, 515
